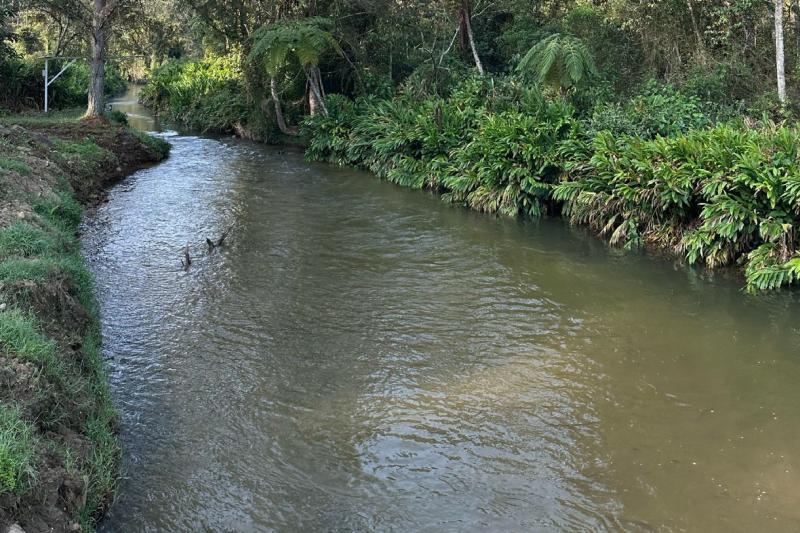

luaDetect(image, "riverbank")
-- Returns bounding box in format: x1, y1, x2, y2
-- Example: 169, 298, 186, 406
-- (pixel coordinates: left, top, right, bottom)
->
139, 64, 800, 291
0, 118, 169, 533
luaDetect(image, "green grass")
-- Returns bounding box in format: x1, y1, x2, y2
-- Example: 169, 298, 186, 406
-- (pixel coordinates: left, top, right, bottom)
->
0, 404, 37, 495
129, 128, 171, 159
0, 256, 73, 284
53, 138, 115, 166
0, 222, 61, 258
0, 157, 31, 175
35, 189, 84, 232
76, 329, 118, 527
0, 108, 84, 126
0, 308, 60, 373
0, 119, 166, 529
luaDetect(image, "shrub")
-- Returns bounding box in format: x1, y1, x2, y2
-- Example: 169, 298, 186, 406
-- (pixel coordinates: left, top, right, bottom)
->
140, 55, 247, 131
105, 109, 128, 125
555, 124, 800, 290
587, 81, 710, 138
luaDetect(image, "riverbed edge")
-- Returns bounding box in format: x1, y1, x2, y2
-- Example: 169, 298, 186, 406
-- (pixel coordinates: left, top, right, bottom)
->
0, 120, 170, 533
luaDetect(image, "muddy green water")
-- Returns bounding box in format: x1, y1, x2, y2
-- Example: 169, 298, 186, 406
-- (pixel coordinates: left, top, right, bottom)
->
88, 90, 800, 531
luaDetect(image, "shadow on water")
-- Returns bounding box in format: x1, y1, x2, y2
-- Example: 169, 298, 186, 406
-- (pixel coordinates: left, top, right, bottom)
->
87, 87, 800, 532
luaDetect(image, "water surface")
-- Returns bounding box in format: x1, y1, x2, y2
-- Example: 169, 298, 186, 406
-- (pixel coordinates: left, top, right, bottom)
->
90, 89, 800, 531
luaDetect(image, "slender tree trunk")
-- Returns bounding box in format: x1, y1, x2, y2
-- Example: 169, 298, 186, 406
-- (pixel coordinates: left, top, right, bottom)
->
305, 65, 327, 116
458, 0, 484, 75
794, 0, 800, 69
270, 76, 291, 134
85, 0, 106, 118
685, 0, 706, 61
776, 0, 787, 105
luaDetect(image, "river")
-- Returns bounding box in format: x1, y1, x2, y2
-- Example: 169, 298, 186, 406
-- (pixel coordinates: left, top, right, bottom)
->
86, 88, 800, 531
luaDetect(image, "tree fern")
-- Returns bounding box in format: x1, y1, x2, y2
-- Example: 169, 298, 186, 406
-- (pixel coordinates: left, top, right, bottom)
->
516, 34, 597, 91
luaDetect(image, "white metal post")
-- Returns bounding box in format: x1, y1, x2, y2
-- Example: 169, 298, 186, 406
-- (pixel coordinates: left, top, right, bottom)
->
43, 59, 48, 113
42, 58, 77, 113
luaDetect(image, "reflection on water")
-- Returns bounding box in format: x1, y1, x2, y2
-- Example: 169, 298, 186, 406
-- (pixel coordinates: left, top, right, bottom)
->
88, 89, 800, 531
107, 86, 161, 131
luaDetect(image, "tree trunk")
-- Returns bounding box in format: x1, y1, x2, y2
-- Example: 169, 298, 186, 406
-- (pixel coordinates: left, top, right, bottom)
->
458, 0, 484, 75
270, 76, 292, 135
685, 0, 706, 61
794, 0, 800, 69
85, 0, 106, 118
776, 0, 787, 105
305, 65, 327, 116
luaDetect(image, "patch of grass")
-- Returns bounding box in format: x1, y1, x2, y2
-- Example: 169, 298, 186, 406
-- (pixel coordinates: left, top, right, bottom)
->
0, 308, 59, 374
0, 108, 84, 126
0, 256, 63, 284
0, 222, 61, 258
0, 157, 31, 175
129, 128, 171, 159
0, 404, 37, 495
34, 190, 84, 233
53, 138, 113, 163
74, 329, 118, 527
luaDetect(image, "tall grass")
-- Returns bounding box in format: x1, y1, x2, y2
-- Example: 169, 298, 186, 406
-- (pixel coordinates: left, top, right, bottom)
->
0, 404, 37, 495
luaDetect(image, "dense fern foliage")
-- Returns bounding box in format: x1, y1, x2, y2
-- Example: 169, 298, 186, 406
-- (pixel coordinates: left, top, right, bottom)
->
516, 33, 598, 91
305, 79, 800, 291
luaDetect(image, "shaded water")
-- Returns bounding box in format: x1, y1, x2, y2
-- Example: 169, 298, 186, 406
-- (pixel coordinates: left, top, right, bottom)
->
89, 89, 800, 531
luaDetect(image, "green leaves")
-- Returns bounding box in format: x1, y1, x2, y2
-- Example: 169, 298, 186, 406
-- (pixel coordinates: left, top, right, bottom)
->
140, 56, 246, 131
558, 123, 800, 289
516, 34, 598, 91
305, 78, 800, 291
249, 17, 341, 75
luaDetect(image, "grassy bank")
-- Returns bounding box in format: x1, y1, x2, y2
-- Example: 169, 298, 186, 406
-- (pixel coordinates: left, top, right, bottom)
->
0, 118, 169, 532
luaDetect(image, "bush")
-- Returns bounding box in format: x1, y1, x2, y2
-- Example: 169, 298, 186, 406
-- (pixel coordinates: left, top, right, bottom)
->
305, 78, 576, 217
105, 109, 128, 125
140, 55, 247, 131
306, 77, 800, 290
587, 81, 710, 138
555, 125, 800, 290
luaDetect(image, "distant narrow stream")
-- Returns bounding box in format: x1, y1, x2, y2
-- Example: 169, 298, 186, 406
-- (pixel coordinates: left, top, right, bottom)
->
86, 87, 800, 531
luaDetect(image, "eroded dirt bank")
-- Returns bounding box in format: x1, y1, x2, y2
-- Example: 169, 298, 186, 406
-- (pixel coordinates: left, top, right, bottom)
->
0, 120, 169, 533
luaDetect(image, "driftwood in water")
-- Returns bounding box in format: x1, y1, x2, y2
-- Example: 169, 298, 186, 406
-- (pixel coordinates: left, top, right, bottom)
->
207, 226, 232, 251
181, 245, 192, 270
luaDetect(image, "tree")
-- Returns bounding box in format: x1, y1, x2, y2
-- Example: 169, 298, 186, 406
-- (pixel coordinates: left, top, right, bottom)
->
457, 0, 484, 75
86, 0, 107, 117
516, 33, 597, 92
30, 0, 123, 118
775, 0, 787, 105
249, 17, 342, 128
